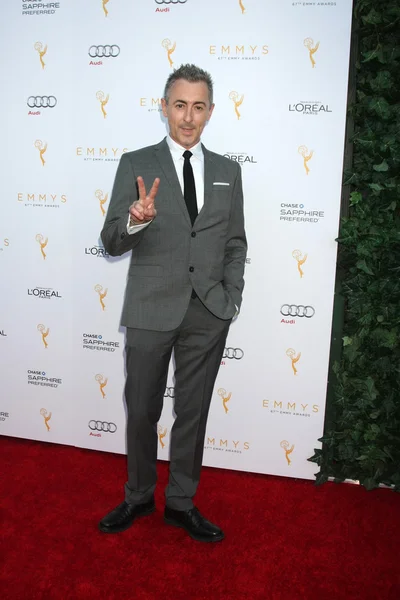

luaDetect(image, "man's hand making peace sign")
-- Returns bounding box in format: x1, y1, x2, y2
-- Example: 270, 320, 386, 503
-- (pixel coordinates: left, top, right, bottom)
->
129, 176, 160, 226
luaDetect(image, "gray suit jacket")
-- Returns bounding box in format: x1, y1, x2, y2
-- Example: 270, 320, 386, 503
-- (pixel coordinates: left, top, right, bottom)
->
101, 137, 247, 331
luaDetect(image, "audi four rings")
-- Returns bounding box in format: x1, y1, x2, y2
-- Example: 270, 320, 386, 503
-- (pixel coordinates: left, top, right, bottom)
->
88, 45, 120, 58
88, 420, 117, 433
27, 96, 57, 108
164, 387, 175, 398
280, 304, 315, 318
155, 1, 187, 4
223, 348, 244, 359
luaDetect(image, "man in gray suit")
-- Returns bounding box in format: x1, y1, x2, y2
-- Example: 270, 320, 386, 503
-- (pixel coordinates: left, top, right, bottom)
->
99, 64, 247, 542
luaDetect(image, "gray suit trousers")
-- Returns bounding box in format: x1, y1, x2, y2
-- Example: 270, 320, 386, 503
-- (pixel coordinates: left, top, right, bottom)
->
124, 296, 231, 510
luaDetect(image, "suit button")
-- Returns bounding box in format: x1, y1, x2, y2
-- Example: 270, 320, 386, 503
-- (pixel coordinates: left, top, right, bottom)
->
121, 232, 126, 239
191, 232, 196, 238
189, 266, 194, 272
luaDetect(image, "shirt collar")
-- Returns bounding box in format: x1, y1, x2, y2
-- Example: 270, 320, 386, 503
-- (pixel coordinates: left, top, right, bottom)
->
167, 135, 203, 161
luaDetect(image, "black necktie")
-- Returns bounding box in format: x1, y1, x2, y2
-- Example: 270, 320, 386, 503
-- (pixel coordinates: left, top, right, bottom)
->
183, 150, 198, 226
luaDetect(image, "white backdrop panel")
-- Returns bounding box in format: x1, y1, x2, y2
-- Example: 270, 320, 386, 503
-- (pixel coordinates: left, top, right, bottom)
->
0, 0, 353, 480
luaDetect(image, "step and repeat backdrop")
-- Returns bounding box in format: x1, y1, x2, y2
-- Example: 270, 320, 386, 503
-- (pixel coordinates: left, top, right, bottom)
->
0, 0, 353, 480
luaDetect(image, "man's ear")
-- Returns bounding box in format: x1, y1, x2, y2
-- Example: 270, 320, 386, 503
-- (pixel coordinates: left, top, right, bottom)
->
161, 98, 168, 118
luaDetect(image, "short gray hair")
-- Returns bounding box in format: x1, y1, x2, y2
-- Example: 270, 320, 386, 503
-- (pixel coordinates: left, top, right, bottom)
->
163, 64, 214, 106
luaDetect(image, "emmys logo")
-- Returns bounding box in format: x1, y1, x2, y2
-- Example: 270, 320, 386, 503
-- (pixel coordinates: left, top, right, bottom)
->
0, 238, 10, 254
95, 189, 108, 216
239, 0, 246, 13
76, 147, 128, 162
95, 374, 108, 398
205, 437, 250, 453
18, 193, 66, 207
162, 39, 176, 68
140, 97, 162, 113
292, 249, 307, 278
218, 388, 232, 414
94, 284, 107, 311
37, 324, 50, 349
298, 145, 313, 175
34, 41, 47, 69
96, 91, 109, 119
304, 38, 319, 68
35, 140, 47, 167
280, 440, 294, 466
40, 408, 52, 431
102, 0, 110, 17
158, 425, 167, 449
210, 45, 268, 59
36, 233, 48, 259
286, 348, 301, 376
229, 91, 244, 120
262, 400, 319, 416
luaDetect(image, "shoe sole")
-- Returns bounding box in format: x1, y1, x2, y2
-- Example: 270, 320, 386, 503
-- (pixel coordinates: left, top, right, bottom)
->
164, 516, 225, 543
99, 506, 155, 534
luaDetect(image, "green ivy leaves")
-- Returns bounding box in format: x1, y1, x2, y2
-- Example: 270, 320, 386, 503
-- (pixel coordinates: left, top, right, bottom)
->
310, 1, 400, 491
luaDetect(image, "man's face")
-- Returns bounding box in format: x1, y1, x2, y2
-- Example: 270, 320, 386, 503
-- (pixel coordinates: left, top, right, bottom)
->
161, 79, 214, 149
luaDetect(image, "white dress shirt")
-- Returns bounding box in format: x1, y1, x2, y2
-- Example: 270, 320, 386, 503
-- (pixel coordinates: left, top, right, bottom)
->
127, 135, 204, 234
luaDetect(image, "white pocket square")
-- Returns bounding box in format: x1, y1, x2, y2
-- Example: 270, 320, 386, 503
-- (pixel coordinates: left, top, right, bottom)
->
213, 182, 230, 186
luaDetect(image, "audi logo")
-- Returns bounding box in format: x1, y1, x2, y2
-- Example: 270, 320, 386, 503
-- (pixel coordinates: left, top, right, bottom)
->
88, 420, 117, 433
280, 304, 315, 318
164, 387, 175, 398
155, 0, 187, 4
88, 45, 120, 58
223, 347, 244, 360
27, 96, 57, 108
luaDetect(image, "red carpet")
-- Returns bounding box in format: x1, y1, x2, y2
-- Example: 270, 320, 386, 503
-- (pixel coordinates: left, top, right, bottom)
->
0, 436, 399, 600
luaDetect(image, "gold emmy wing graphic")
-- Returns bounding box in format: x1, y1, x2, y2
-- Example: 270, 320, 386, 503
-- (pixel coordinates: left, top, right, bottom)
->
102, 0, 109, 17
292, 249, 307, 278
94, 284, 108, 311
36, 233, 48, 260
286, 348, 301, 376
157, 425, 167, 449
298, 145, 313, 175
239, 0, 246, 14
95, 189, 108, 216
280, 440, 294, 466
304, 37, 319, 68
35, 140, 47, 167
40, 408, 52, 431
162, 39, 176, 68
34, 41, 47, 69
37, 324, 50, 349
229, 91, 244, 120
96, 91, 109, 119
95, 374, 108, 398
218, 388, 232, 414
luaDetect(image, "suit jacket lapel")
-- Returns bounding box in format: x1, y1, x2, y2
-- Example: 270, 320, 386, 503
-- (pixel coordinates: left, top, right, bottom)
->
196, 144, 214, 228
154, 138, 191, 227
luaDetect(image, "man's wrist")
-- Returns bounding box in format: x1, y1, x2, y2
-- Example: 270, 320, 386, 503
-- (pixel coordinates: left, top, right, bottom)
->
129, 215, 139, 227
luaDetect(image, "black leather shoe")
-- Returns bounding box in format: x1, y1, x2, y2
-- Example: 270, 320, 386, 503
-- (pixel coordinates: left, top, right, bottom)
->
164, 506, 224, 542
99, 498, 155, 533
